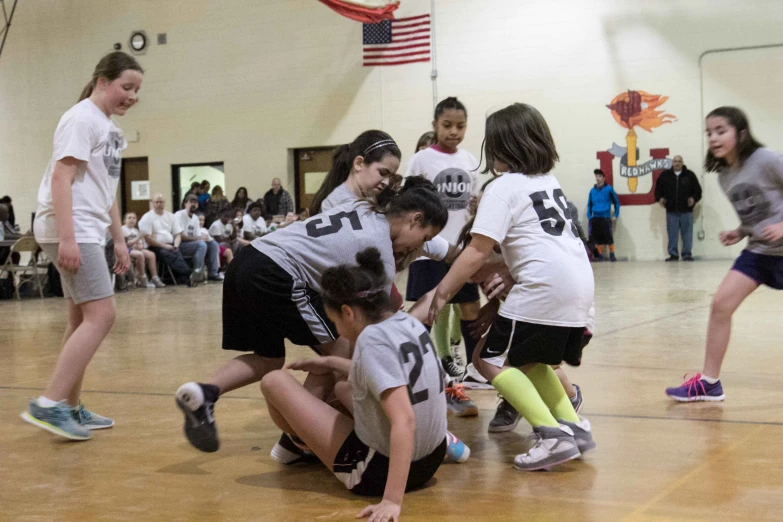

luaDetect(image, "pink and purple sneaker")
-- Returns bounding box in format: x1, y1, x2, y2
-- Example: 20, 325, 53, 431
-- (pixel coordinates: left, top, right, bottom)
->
665, 373, 725, 402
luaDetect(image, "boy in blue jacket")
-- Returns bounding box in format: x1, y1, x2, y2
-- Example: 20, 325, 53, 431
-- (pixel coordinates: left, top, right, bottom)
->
587, 169, 620, 261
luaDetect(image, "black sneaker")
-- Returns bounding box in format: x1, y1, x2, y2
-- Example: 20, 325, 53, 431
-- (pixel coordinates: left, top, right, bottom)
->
682, 255, 694, 262
665, 255, 679, 262
175, 382, 219, 452
270, 432, 319, 464
441, 356, 463, 382
609, 253, 617, 262
488, 396, 520, 433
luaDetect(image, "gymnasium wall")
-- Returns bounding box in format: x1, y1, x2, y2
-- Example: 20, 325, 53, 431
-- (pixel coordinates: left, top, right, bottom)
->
2, 0, 783, 260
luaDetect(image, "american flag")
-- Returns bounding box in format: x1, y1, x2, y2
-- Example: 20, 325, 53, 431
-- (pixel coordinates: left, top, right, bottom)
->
362, 14, 431, 67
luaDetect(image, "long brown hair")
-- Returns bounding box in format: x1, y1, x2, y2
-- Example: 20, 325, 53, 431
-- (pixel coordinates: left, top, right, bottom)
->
79, 51, 144, 102
704, 106, 763, 172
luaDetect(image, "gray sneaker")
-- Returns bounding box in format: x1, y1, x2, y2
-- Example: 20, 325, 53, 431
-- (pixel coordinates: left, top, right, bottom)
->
151, 276, 166, 288
73, 403, 115, 430
450, 339, 465, 368
488, 396, 520, 433
20, 399, 91, 441
570, 384, 583, 413
513, 424, 580, 471
446, 385, 478, 417
557, 416, 595, 455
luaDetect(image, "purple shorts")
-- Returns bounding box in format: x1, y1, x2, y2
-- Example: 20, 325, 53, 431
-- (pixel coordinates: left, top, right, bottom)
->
731, 249, 783, 290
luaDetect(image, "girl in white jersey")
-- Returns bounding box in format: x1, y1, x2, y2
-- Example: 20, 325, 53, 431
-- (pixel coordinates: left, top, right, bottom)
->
262, 248, 450, 521
21, 52, 142, 441
406, 97, 482, 388
175, 174, 448, 455
429, 103, 596, 471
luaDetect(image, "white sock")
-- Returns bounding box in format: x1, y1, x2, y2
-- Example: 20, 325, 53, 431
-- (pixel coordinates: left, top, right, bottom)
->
701, 375, 719, 384
37, 396, 59, 408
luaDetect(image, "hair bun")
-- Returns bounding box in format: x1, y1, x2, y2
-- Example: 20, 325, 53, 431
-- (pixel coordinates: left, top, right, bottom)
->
400, 175, 437, 193
355, 247, 384, 277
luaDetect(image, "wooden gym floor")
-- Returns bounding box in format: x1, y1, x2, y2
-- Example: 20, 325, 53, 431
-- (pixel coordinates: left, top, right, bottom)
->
2, 260, 782, 521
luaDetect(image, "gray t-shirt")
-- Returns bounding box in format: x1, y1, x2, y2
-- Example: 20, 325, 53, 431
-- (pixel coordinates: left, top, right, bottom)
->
252, 200, 396, 294
320, 182, 356, 213
350, 311, 447, 460
719, 148, 783, 256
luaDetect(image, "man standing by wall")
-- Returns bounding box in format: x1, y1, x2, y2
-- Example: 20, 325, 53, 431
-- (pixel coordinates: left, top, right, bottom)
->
654, 155, 702, 262
587, 169, 620, 262
263, 178, 294, 219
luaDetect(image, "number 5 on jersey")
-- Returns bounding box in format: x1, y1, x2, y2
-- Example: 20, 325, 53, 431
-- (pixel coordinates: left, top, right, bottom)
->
529, 188, 578, 237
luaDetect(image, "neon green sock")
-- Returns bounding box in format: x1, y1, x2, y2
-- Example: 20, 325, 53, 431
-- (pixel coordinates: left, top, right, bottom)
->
449, 304, 462, 344
526, 364, 580, 423
491, 368, 558, 428
432, 306, 451, 358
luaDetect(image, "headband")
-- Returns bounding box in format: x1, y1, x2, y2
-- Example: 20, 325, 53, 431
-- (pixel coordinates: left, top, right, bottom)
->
363, 139, 397, 156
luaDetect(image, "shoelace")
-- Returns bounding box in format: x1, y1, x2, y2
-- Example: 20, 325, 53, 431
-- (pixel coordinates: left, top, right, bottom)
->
680, 373, 707, 398
77, 405, 92, 422
446, 384, 470, 402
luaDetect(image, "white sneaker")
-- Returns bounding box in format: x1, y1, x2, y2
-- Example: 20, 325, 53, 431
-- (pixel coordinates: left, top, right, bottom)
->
461, 363, 493, 390
151, 276, 166, 288
513, 424, 581, 471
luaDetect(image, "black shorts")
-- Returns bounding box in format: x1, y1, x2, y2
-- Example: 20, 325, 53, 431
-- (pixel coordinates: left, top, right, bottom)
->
590, 217, 614, 245
732, 249, 783, 290
222, 247, 337, 358
333, 431, 447, 496
481, 316, 585, 367
405, 259, 480, 303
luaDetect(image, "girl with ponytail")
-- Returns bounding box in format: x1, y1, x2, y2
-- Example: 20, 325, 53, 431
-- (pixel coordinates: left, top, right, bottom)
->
310, 130, 401, 215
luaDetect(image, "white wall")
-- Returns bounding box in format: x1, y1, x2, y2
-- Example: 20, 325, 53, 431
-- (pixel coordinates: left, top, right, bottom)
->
2, 0, 783, 259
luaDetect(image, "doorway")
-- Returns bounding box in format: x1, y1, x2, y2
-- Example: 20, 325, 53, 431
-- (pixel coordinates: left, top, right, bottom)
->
120, 157, 150, 219
171, 162, 225, 212
293, 147, 336, 213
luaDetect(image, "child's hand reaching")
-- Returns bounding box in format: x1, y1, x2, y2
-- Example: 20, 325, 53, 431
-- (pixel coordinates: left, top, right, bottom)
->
719, 229, 743, 246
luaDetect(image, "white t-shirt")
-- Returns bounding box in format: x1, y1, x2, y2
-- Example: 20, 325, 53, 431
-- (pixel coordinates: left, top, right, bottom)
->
242, 214, 267, 237
209, 219, 233, 239
174, 209, 201, 239
199, 227, 210, 238
122, 225, 146, 248
405, 146, 479, 246
138, 210, 181, 246
34, 99, 127, 246
471, 172, 594, 327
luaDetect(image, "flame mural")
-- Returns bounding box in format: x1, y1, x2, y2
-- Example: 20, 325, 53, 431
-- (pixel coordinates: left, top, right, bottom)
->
606, 90, 676, 192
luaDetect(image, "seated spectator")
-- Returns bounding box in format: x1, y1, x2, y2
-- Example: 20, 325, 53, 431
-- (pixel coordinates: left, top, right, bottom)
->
0, 203, 22, 265
263, 177, 294, 219
209, 208, 247, 253
174, 194, 223, 282
233, 208, 252, 248
242, 201, 268, 240
138, 193, 199, 287
122, 211, 163, 288
199, 213, 232, 269
231, 186, 251, 212
204, 185, 231, 226
0, 196, 17, 229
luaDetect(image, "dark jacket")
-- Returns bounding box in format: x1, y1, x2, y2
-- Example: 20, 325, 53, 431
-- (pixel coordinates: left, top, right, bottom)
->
654, 168, 702, 213
263, 188, 294, 218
